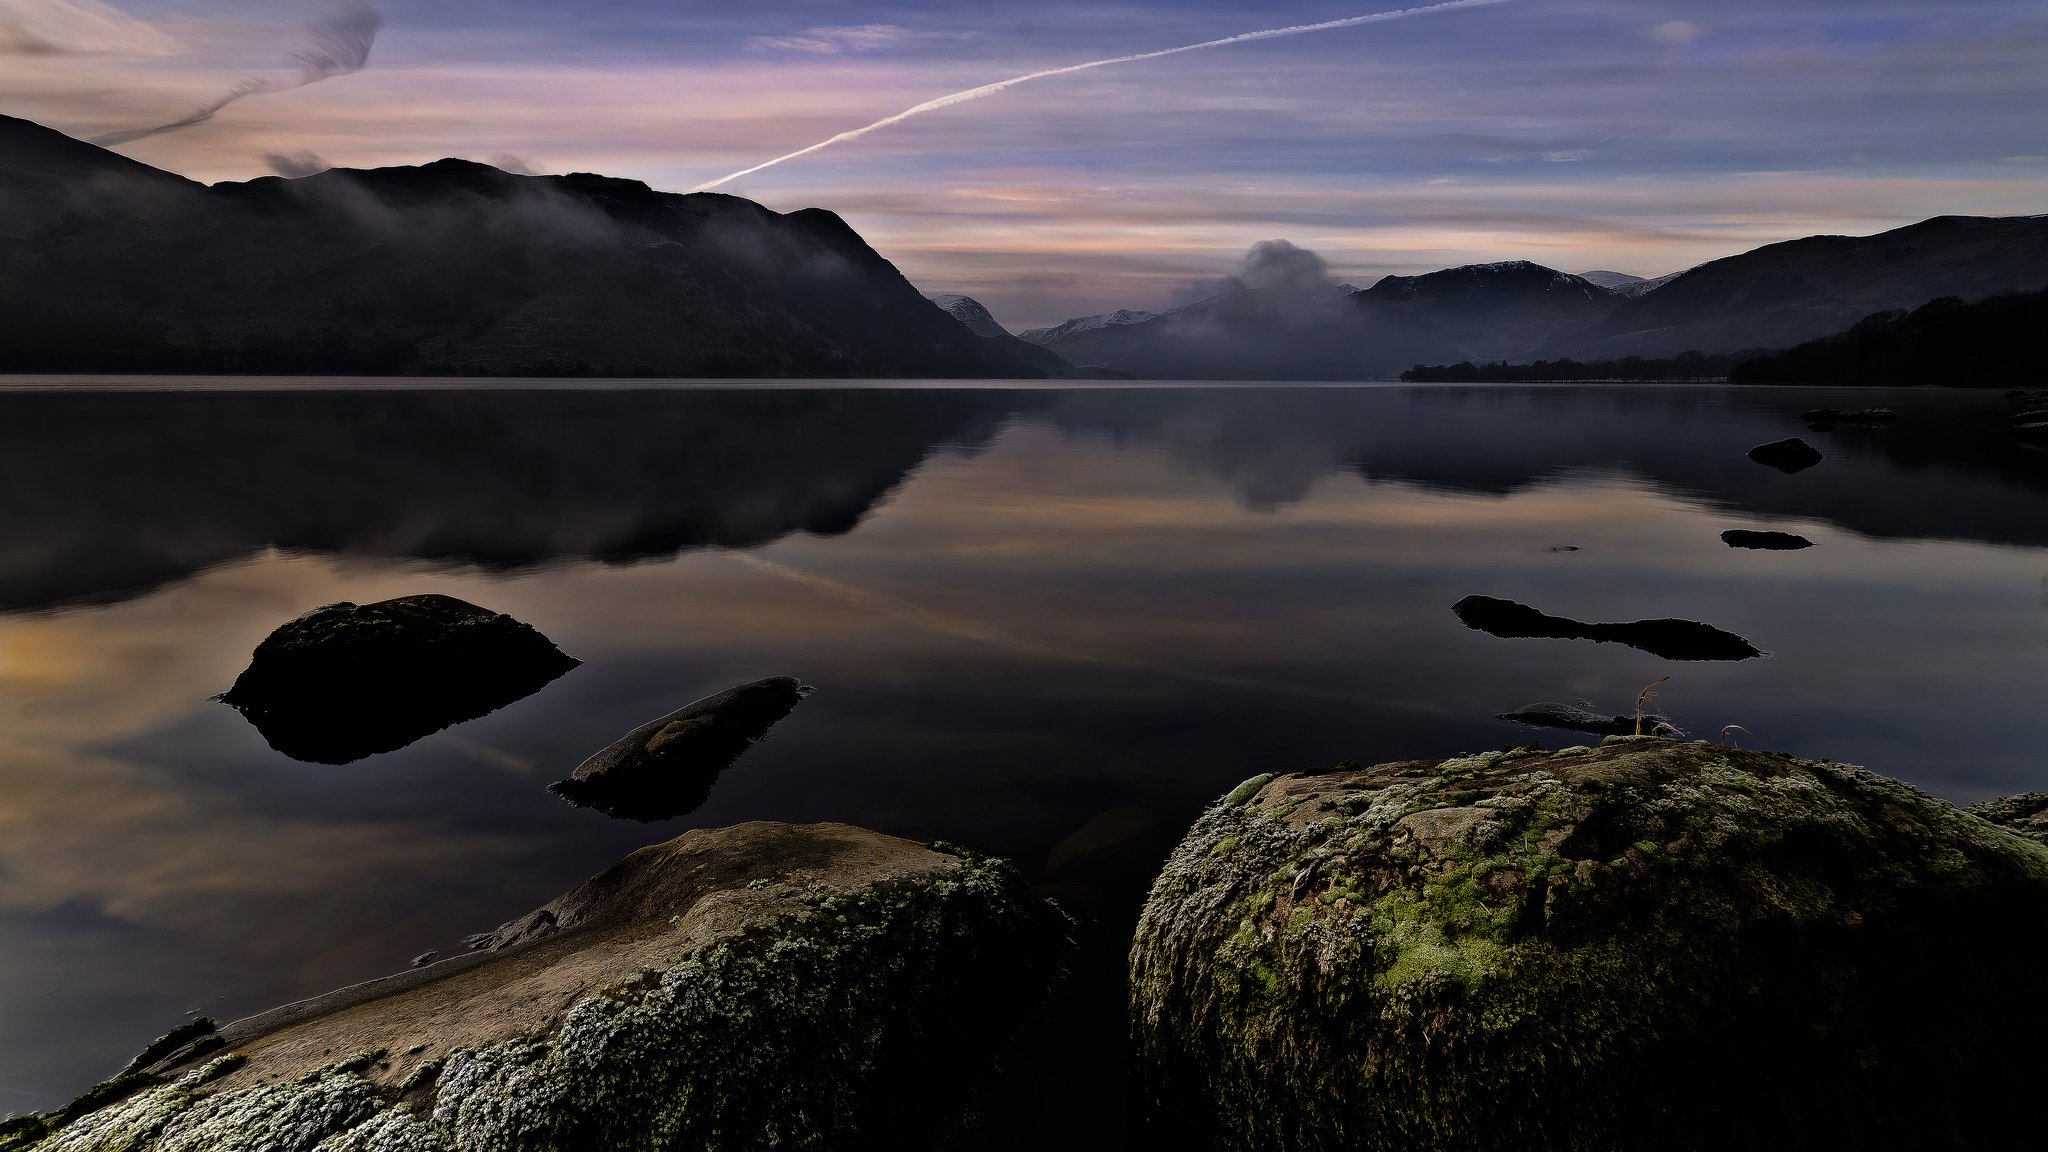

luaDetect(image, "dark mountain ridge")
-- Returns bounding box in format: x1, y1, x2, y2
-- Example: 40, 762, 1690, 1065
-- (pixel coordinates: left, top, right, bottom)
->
0, 115, 1050, 378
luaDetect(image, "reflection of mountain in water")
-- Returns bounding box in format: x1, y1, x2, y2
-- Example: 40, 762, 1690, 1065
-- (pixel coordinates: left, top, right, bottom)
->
0, 388, 1031, 613
1041, 387, 2048, 547
4, 385, 2045, 615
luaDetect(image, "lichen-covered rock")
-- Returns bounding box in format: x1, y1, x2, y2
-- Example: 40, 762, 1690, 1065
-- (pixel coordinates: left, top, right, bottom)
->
220, 594, 579, 764
16, 823, 1066, 1152
1130, 741, 2048, 1152
1968, 791, 2048, 844
549, 677, 809, 821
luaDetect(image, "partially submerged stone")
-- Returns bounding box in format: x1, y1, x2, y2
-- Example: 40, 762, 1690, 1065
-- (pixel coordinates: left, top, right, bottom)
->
1130, 743, 2048, 1151
550, 676, 808, 821
17, 823, 1066, 1152
1453, 595, 1763, 661
1747, 436, 1824, 473
220, 594, 578, 764
1494, 701, 1666, 737
1720, 528, 1814, 550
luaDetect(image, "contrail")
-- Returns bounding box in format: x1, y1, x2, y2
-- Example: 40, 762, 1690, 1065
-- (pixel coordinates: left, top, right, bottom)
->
691, 0, 1511, 192
91, 3, 380, 146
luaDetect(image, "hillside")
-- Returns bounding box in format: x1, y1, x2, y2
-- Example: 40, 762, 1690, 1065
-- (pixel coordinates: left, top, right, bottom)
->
1730, 286, 2048, 387
0, 115, 1050, 378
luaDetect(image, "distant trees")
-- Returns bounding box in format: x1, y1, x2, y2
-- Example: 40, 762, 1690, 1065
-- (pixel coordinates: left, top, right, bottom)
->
1400, 349, 1751, 383
1730, 286, 2048, 386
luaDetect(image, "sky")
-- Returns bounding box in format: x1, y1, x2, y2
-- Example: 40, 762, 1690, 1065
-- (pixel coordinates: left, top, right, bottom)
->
4, 0, 2047, 328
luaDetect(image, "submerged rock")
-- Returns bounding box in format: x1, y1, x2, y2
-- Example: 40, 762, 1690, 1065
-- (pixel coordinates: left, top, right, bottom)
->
1129, 743, 2048, 1152
2006, 409, 2048, 425
18, 823, 1067, 1152
220, 595, 578, 764
1799, 407, 1896, 426
1968, 792, 2048, 845
1453, 595, 1763, 661
549, 677, 808, 821
1746, 436, 1824, 473
1720, 528, 1814, 550
1494, 701, 1666, 737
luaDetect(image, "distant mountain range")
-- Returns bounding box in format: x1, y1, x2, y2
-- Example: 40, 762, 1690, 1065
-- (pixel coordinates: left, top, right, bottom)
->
4, 114, 2044, 380
1010, 216, 2048, 378
0, 115, 1058, 378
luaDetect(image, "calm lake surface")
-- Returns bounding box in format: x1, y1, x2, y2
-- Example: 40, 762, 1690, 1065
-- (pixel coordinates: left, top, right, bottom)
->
2, 381, 2045, 1145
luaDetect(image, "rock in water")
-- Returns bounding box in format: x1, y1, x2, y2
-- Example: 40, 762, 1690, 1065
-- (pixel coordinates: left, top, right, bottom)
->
220, 595, 578, 764
1129, 743, 2048, 1151
1720, 529, 1815, 550
1452, 595, 1763, 661
550, 677, 808, 821
1747, 437, 1824, 473
1494, 701, 1662, 737
21, 823, 1067, 1152
1800, 407, 1897, 426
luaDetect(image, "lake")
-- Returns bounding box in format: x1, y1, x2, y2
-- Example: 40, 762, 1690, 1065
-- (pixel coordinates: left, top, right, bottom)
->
1, 381, 2044, 1146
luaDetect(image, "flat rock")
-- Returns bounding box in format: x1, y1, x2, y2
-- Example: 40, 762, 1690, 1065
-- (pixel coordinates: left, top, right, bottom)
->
219, 594, 578, 764
1130, 743, 2048, 1151
549, 677, 808, 821
1721, 529, 1814, 550
1747, 437, 1824, 473
19, 822, 1067, 1152
1495, 701, 1666, 737
1453, 595, 1763, 661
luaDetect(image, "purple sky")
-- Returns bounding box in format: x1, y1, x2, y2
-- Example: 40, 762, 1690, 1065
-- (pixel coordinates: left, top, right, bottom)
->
5, 0, 2046, 328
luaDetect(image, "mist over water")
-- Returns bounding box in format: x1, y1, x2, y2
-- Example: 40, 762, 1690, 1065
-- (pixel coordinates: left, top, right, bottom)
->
0, 382, 2044, 1145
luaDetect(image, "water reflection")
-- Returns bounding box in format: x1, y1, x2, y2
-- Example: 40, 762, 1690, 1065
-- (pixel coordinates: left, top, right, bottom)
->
0, 383, 2044, 1148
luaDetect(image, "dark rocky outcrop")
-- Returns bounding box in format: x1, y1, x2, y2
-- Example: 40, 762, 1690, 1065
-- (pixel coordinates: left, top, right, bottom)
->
14, 823, 1067, 1152
1747, 437, 1824, 473
220, 594, 578, 763
1129, 742, 2048, 1152
1720, 529, 1815, 550
1452, 595, 1764, 661
549, 676, 808, 821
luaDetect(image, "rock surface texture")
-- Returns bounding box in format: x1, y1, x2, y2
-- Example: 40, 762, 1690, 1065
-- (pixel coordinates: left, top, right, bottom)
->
550, 677, 809, 821
1129, 741, 2048, 1152
11, 823, 1066, 1152
221, 594, 578, 764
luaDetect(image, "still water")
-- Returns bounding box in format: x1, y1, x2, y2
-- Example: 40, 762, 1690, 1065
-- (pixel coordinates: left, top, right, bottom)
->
1, 382, 2044, 1145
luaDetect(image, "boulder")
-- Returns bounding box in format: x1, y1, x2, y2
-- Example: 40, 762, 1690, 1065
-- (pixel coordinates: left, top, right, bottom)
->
220, 595, 578, 764
549, 677, 809, 821
14, 823, 1067, 1152
1720, 529, 1814, 550
1130, 742, 2048, 1152
1746, 437, 1824, 473
1452, 595, 1763, 661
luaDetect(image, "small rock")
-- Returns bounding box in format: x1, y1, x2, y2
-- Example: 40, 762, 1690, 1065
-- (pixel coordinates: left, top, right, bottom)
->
410, 951, 438, 968
1721, 529, 1814, 550
550, 677, 809, 821
1747, 437, 1824, 473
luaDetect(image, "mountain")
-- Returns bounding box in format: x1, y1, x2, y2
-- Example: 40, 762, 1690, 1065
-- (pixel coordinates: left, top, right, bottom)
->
924, 293, 1082, 376
1022, 282, 1451, 381
1017, 309, 1161, 345
1562, 214, 2048, 359
1578, 270, 1646, 292
1357, 261, 1619, 361
1729, 286, 2048, 387
0, 115, 1052, 378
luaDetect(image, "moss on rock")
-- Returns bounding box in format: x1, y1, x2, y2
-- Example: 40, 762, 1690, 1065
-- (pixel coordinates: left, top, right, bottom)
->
1130, 742, 2048, 1151
14, 825, 1066, 1152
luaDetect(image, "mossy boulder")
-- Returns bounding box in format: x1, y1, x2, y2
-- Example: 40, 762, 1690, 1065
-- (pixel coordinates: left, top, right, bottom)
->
1130, 741, 2048, 1151
220, 594, 579, 764
14, 823, 1067, 1152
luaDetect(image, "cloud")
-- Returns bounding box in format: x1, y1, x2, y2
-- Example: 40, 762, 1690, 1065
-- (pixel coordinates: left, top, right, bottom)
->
1651, 20, 1701, 45
0, 0, 178, 56
744, 23, 961, 55
489, 153, 543, 175
262, 149, 329, 178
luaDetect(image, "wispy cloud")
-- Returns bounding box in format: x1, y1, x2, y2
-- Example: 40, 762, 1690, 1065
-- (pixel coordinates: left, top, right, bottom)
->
743, 23, 968, 55
0, 0, 178, 56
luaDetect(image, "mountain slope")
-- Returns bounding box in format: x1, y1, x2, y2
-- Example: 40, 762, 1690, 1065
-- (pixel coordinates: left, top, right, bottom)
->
925, 293, 1081, 376
1564, 214, 2048, 358
1359, 261, 1619, 360
0, 117, 1050, 378
1730, 286, 2048, 387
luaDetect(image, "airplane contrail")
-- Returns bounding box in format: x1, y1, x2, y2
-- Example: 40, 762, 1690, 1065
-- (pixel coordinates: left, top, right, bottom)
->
91, 4, 380, 146
691, 0, 1512, 192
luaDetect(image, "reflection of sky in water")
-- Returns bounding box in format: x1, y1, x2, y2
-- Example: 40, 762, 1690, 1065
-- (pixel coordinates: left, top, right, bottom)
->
1, 385, 2045, 1141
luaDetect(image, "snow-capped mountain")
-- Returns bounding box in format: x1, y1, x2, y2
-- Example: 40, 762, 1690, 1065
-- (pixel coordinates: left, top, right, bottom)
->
925, 293, 1011, 339
1017, 309, 1159, 345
